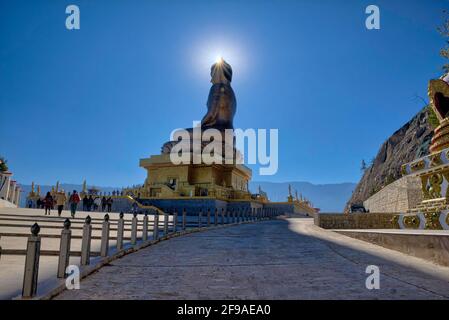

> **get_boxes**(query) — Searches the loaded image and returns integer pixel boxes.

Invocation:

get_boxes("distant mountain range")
[249,181,356,212]
[18,181,356,212]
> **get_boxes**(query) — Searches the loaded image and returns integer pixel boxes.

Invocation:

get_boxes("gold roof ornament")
[429,74,449,153]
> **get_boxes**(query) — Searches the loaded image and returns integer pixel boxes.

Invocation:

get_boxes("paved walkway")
[55,218,449,300]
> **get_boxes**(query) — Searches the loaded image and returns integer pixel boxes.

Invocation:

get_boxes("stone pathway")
[55,218,449,300]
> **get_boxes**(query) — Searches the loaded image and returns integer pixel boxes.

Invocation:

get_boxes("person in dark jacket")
[87,195,94,211]
[101,196,107,212]
[43,192,54,215]
[82,195,88,211]
[107,197,113,212]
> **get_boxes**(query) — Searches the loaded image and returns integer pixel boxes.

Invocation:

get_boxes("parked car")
[349,204,367,213]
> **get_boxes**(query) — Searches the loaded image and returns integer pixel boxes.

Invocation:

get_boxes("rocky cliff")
[345,107,434,211]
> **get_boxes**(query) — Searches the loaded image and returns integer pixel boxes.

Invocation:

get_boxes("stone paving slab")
[55,218,449,300]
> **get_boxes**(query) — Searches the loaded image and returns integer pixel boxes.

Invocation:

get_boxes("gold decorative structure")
[399,74,449,230]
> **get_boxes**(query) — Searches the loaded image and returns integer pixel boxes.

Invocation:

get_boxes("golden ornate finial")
[31,182,35,194]
[55,181,59,192]
[295,190,299,201]
[37,185,41,195]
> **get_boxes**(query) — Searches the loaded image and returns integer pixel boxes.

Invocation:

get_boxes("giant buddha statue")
[161,58,237,155]
[201,57,236,131]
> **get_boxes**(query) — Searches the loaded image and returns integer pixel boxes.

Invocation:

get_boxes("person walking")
[107,196,113,212]
[55,190,67,217]
[94,196,101,212]
[69,190,81,218]
[101,196,107,212]
[43,192,54,215]
[82,195,88,211]
[87,195,94,212]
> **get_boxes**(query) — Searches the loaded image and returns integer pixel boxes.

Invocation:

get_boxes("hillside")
[345,107,434,211]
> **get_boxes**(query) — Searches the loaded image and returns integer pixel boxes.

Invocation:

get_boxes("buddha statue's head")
[429,74,449,153]
[210,58,233,85]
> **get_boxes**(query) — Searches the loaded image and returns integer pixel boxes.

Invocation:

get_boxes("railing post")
[81,215,92,266]
[57,219,72,278]
[131,212,138,245]
[198,209,203,228]
[142,212,149,241]
[22,223,41,298]
[100,214,110,257]
[164,211,169,235]
[252,208,255,222]
[214,208,218,226]
[238,208,242,223]
[207,208,211,227]
[244,208,248,222]
[153,212,159,240]
[117,212,125,250]
[221,208,225,225]
[182,208,186,231]
[173,210,178,233]
[232,209,236,223]
[226,210,230,224]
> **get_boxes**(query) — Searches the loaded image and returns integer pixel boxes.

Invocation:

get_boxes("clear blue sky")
[0,0,448,188]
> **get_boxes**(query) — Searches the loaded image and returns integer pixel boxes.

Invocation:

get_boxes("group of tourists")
[36,191,113,218]
[81,195,113,213]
